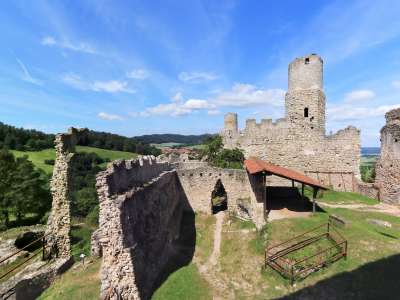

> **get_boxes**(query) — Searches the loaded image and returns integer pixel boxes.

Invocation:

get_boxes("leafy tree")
[0,150,51,228]
[202,136,244,169]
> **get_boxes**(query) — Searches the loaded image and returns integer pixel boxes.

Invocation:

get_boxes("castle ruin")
[375,108,400,204]
[223,54,361,192]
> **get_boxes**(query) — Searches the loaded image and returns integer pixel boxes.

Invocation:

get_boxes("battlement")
[97,156,172,196]
[326,126,360,140]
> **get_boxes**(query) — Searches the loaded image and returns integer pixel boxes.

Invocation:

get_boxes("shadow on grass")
[279,254,400,300]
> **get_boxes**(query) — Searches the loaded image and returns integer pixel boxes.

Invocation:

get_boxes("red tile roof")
[244,157,327,190]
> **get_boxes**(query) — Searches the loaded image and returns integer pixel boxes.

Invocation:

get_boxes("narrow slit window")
[304,107,309,118]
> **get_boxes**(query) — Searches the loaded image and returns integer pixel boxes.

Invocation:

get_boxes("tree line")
[0,122,161,155]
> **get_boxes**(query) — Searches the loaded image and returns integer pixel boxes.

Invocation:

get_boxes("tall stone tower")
[285,54,326,134]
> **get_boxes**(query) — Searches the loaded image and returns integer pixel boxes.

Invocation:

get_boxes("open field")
[11,146,138,174]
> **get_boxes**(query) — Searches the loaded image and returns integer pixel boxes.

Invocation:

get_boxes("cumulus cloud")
[16,58,43,85]
[41,36,97,54]
[328,104,400,121]
[62,73,135,94]
[126,69,149,80]
[135,93,215,117]
[98,112,125,121]
[344,89,375,102]
[178,71,218,82]
[214,83,285,107]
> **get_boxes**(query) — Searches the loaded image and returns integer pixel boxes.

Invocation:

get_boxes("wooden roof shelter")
[244,157,328,215]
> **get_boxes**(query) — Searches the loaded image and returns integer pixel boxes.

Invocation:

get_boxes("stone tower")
[285,54,326,134]
[375,108,400,204]
[224,112,238,137]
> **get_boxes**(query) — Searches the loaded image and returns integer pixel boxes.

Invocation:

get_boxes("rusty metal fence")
[265,216,347,284]
[0,233,50,281]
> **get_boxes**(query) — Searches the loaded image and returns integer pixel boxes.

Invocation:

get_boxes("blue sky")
[1,0,400,146]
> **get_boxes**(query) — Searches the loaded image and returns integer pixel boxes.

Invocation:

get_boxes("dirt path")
[209,211,224,266]
[319,202,400,217]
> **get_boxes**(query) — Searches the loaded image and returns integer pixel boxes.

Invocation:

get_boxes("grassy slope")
[38,259,101,300]
[11,146,137,174]
[303,188,379,205]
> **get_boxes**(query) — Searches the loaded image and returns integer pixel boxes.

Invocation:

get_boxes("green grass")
[11,146,137,174]
[257,207,400,298]
[11,148,56,174]
[361,155,378,167]
[304,188,379,205]
[38,259,101,300]
[152,264,211,300]
[151,142,183,148]
[70,222,95,261]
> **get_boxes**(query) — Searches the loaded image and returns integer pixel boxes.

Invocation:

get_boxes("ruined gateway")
[223,54,361,192]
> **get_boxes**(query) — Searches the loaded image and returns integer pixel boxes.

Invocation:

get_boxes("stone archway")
[211,179,228,214]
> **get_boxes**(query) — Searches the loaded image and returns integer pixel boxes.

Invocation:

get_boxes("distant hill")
[0,121,160,156]
[361,147,380,156]
[135,134,215,145]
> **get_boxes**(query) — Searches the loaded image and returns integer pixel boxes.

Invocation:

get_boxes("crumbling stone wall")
[44,128,83,259]
[176,164,265,228]
[222,54,361,192]
[375,108,400,204]
[96,157,196,300]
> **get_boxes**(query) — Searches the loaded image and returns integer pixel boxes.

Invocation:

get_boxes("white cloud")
[214,83,285,107]
[41,36,97,54]
[344,90,375,102]
[15,58,43,85]
[392,80,400,88]
[178,71,218,82]
[92,80,135,94]
[126,69,149,80]
[328,104,400,121]
[62,73,135,94]
[135,94,213,117]
[98,112,125,121]
[183,99,214,109]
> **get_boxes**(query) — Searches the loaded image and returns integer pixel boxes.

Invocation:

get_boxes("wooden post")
[262,172,267,219]
[291,180,294,188]
[312,187,318,214]
[301,183,305,202]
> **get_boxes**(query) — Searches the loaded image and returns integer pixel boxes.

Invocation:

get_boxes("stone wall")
[176,164,265,228]
[375,108,400,204]
[44,128,87,259]
[357,182,380,200]
[222,54,361,192]
[96,157,196,300]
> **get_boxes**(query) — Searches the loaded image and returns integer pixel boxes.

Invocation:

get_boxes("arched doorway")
[211,179,228,214]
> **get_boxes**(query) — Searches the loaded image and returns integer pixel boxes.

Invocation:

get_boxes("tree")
[0,150,17,227]
[202,136,244,169]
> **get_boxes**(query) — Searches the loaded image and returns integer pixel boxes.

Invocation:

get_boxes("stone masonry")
[96,157,197,300]
[44,127,87,259]
[375,108,400,204]
[95,157,267,299]
[222,54,361,192]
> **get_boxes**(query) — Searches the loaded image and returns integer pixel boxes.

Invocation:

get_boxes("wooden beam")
[312,187,319,214]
